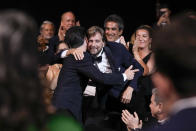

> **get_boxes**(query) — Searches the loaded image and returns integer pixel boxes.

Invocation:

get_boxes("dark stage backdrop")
[1,0,196,41]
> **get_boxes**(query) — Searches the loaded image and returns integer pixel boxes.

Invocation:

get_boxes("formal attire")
[46,35,63,65]
[133,52,154,122]
[83,42,143,131]
[52,52,126,123]
[145,97,196,131]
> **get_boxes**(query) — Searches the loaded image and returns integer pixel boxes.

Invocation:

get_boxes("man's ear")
[158,103,163,113]
[84,37,88,43]
[119,29,123,36]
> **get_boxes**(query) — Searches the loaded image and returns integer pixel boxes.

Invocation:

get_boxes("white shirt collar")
[115,38,120,43]
[158,118,168,125]
[171,96,196,115]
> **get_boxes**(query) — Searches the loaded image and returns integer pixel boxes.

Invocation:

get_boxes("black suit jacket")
[145,108,196,131]
[52,52,125,123]
[46,35,63,64]
[103,42,143,97]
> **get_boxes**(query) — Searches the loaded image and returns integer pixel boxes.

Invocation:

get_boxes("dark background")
[1,0,196,41]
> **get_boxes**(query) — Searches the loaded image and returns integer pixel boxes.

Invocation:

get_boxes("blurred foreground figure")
[148,13,196,131]
[0,10,83,131]
[0,9,47,131]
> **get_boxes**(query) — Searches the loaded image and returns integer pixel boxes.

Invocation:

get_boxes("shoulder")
[49,35,59,42]
[48,36,59,45]
[66,52,92,63]
[106,42,128,55]
[106,41,125,48]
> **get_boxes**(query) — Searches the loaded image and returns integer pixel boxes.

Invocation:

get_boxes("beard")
[88,47,102,56]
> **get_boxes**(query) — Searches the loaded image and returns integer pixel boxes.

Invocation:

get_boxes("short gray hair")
[40,20,55,32]
[152,88,162,105]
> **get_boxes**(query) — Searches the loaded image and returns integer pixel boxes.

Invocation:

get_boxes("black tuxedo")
[105,42,143,97]
[83,42,143,128]
[92,42,143,110]
[91,42,143,103]
[52,52,125,123]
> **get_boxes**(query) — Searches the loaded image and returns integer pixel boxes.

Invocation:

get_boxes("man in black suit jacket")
[52,26,138,124]
[87,26,143,105]
[86,26,144,129]
[145,13,196,131]
[60,26,144,123]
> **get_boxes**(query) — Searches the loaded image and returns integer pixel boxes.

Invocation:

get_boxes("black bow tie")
[92,56,102,63]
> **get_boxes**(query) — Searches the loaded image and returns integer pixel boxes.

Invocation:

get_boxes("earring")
[148,44,152,49]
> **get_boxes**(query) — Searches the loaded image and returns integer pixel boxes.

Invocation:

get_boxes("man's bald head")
[61,11,76,32]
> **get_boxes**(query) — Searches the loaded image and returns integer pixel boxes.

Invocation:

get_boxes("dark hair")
[0,10,46,130]
[65,26,86,48]
[104,14,124,30]
[135,25,154,38]
[152,13,196,98]
[159,3,170,10]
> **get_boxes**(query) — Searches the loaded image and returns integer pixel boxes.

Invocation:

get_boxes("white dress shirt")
[94,48,112,73]
[115,38,120,43]
[94,48,127,81]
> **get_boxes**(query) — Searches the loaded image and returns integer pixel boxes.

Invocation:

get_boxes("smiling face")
[61,12,76,32]
[105,21,122,42]
[40,23,55,39]
[87,32,104,55]
[135,29,152,49]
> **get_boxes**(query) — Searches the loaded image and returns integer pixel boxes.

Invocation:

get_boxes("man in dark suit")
[61,26,143,130]
[85,26,144,129]
[52,26,138,124]
[145,13,196,131]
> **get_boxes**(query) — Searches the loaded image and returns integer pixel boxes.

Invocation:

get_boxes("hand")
[124,65,139,80]
[68,48,84,60]
[58,26,66,41]
[157,14,170,26]
[121,86,133,104]
[120,36,129,49]
[132,39,141,60]
[121,110,142,130]
[132,39,139,52]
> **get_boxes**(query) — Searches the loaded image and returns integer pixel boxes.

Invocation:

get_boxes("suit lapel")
[103,46,116,72]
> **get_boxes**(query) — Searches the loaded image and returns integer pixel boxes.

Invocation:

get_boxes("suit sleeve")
[47,36,63,64]
[121,45,144,91]
[75,53,125,86]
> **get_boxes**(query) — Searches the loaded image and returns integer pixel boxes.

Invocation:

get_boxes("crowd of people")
[1,4,196,131]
